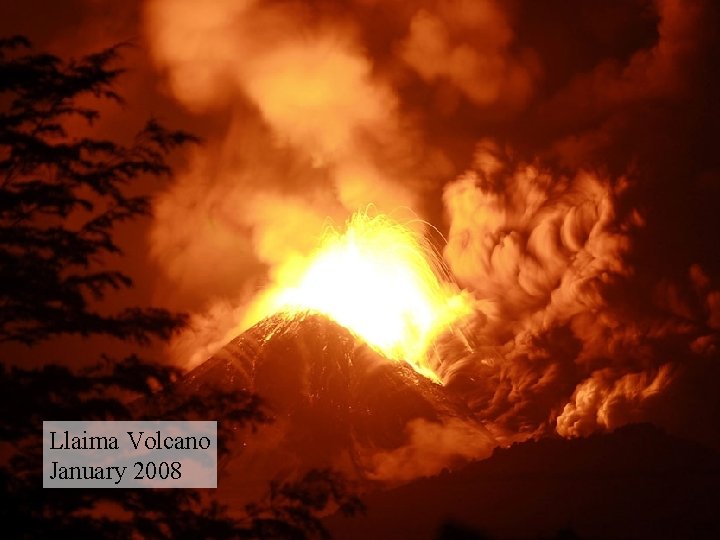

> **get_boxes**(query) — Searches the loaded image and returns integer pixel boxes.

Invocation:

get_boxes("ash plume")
[141,0,720,481]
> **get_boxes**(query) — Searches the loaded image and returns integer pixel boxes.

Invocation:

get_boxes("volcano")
[171,312,493,503]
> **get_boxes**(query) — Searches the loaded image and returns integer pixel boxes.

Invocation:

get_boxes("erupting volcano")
[243,212,474,382]
[173,215,492,502]
[4,0,720,537]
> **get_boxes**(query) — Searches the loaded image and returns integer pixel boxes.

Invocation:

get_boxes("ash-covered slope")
[174,313,492,503]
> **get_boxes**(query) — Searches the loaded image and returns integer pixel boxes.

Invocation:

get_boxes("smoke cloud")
[368,418,495,482]
[399,0,539,109]
[145,0,434,364]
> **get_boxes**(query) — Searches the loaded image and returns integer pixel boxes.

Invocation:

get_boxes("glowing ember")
[245,212,473,382]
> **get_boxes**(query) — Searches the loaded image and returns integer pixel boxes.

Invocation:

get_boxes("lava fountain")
[244,212,473,382]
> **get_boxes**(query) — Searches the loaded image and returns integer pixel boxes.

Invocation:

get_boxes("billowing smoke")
[368,418,495,482]
[439,140,641,441]
[399,0,539,109]
[146,0,432,364]
[142,0,720,479]
[440,137,719,444]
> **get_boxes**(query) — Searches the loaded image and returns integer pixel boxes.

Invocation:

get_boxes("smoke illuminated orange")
[245,212,473,382]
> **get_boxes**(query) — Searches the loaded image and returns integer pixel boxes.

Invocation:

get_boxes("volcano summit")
[171,312,493,503]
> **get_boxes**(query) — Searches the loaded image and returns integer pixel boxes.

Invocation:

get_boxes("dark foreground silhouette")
[326,423,720,540]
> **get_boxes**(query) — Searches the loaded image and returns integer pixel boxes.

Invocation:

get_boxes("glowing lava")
[245,212,473,382]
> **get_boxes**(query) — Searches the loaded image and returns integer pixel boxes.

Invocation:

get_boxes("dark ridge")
[326,423,720,540]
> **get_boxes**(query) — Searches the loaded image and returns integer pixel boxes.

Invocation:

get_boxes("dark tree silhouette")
[0,35,194,345]
[1,360,362,539]
[0,36,362,539]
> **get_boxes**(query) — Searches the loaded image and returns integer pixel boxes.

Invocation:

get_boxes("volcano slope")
[165,313,494,505]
